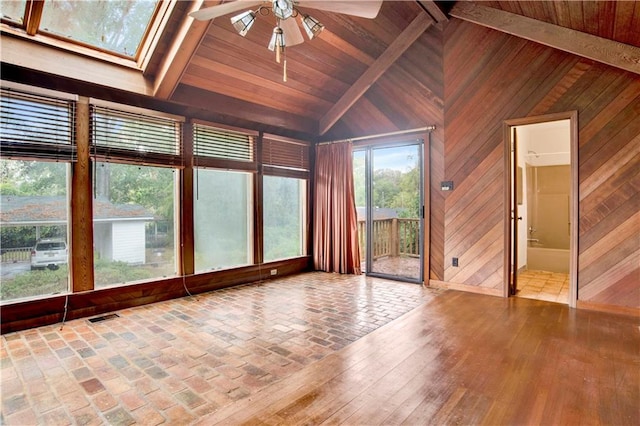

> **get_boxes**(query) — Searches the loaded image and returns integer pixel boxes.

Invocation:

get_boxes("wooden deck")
[198,290,640,425]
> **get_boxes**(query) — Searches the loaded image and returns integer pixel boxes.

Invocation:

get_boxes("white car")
[30,239,68,270]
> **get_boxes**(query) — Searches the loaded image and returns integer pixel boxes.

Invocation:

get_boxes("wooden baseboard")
[577,300,640,318]
[427,280,503,297]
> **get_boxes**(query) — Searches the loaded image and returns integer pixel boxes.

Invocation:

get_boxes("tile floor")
[1,272,439,425]
[516,269,570,304]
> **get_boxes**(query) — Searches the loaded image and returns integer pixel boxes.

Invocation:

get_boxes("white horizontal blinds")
[91,105,182,167]
[193,123,256,170]
[0,87,76,161]
[262,136,310,178]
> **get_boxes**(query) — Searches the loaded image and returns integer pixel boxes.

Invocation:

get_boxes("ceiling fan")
[190,0,383,81]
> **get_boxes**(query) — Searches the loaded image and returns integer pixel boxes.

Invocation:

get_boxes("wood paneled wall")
[323,25,446,281]
[441,18,639,309]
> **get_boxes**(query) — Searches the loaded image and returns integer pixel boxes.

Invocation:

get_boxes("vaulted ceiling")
[2,1,639,142]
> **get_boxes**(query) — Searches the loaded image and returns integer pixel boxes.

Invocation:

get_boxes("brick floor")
[1,272,441,425]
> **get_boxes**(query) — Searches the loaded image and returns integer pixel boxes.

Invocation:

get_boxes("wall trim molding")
[577,300,640,318]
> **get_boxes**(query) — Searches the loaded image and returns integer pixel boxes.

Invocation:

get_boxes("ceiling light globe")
[273,0,294,20]
[301,14,324,40]
[231,10,256,37]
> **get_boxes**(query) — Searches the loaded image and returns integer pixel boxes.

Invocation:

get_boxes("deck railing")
[357,218,420,260]
[1,247,32,263]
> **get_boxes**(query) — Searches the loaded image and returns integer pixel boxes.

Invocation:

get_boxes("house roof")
[1,1,638,141]
[356,206,399,221]
[0,195,154,225]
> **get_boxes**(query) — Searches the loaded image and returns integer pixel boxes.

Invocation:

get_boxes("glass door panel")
[369,144,423,282]
[352,150,367,272]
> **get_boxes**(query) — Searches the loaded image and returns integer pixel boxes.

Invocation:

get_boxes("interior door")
[509,128,521,295]
[367,143,423,282]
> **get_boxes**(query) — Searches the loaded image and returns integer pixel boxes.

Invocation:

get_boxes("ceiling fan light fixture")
[268,26,285,63]
[301,14,324,40]
[272,0,294,20]
[230,10,256,37]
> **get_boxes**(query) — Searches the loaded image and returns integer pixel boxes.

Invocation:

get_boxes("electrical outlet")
[270,269,277,275]
[452,257,459,267]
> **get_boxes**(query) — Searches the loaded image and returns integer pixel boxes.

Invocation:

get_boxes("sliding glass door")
[354,142,423,283]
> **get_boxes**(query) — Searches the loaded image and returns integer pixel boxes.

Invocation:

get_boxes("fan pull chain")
[283,52,287,82]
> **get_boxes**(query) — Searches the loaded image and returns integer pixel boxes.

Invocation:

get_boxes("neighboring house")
[356,207,399,222]
[0,195,154,264]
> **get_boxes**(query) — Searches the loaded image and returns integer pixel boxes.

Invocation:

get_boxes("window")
[194,169,253,272]
[40,1,157,58]
[0,86,75,301]
[1,0,161,65]
[91,102,181,288]
[263,176,306,261]
[192,123,255,272]
[261,135,310,262]
[93,163,176,288]
[0,1,26,24]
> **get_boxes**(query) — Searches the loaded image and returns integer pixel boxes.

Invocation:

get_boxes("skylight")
[0,1,27,25]
[1,0,160,61]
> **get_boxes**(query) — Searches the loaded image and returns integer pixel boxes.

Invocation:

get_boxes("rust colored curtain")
[313,142,361,274]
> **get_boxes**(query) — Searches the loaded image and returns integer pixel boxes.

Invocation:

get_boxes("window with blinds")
[91,104,183,167]
[193,123,256,170]
[262,136,310,178]
[0,87,76,161]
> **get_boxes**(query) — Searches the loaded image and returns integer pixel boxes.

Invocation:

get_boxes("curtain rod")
[317,125,436,145]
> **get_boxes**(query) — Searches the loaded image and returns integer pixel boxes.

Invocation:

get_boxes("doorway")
[353,141,424,283]
[504,112,578,307]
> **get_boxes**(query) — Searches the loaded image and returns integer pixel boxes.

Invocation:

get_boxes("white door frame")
[503,111,578,308]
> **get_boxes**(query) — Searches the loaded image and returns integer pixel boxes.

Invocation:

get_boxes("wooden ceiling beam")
[417,1,448,23]
[318,12,434,135]
[152,0,213,99]
[172,84,318,137]
[450,2,640,75]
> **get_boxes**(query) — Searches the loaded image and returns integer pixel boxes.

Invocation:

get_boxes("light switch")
[441,181,454,191]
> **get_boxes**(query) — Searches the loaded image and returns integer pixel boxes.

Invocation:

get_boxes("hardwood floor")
[198,291,640,425]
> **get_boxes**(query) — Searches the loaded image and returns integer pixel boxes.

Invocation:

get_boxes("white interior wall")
[515,119,570,270]
[515,128,529,270]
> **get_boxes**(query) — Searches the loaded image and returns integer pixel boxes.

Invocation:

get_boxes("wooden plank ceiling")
[146,0,639,140]
[155,0,440,139]
[5,1,637,140]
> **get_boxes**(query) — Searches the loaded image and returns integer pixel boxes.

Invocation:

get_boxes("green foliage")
[194,169,251,269]
[1,225,67,249]
[0,266,69,300]
[0,160,67,196]
[95,163,175,223]
[0,260,171,301]
[93,259,153,286]
[1,160,70,249]
[353,153,366,207]
[263,176,303,261]
[352,149,421,218]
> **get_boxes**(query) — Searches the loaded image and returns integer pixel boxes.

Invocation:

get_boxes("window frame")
[0,0,171,70]
[192,166,255,273]
[89,99,183,288]
[0,82,77,302]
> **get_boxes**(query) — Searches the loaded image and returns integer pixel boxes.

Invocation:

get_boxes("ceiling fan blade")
[189,0,263,21]
[280,17,305,47]
[297,1,383,19]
